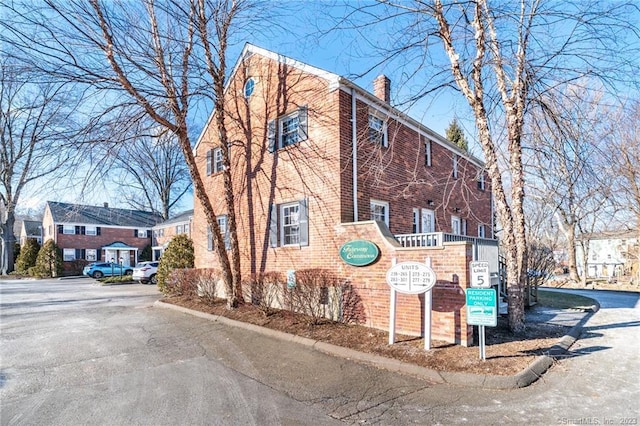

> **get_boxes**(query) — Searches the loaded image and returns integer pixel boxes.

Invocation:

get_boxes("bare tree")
[105,122,192,220]
[0,0,268,307]
[0,57,79,274]
[345,0,639,331]
[605,100,640,282]
[526,87,613,283]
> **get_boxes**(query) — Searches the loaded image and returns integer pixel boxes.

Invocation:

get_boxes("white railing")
[394,232,500,277]
[394,232,443,247]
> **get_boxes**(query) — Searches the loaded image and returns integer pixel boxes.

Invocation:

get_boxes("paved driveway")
[1,279,638,425]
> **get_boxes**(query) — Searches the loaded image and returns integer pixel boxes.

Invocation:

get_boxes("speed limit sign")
[470,261,491,288]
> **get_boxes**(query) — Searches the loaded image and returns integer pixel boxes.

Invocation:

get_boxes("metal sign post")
[465,288,497,361]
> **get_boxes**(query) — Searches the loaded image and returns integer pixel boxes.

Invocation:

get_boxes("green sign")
[339,240,379,267]
[466,288,497,327]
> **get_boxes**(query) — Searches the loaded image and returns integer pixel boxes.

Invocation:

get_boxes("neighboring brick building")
[192,44,495,344]
[151,209,193,260]
[42,201,162,273]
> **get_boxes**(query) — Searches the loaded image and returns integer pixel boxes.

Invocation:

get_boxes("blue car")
[83,262,133,279]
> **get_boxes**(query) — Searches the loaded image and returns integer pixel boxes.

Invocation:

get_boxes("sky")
[18,1,475,217]
[14,0,639,220]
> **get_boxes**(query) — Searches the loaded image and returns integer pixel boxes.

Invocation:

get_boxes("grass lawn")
[538,289,597,310]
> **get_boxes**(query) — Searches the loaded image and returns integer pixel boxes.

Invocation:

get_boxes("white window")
[63,248,75,261]
[207,216,230,250]
[421,209,435,233]
[478,171,485,190]
[137,229,148,238]
[244,77,255,98]
[413,208,420,233]
[452,155,459,178]
[269,200,309,248]
[425,140,432,167]
[86,249,97,261]
[478,224,486,238]
[268,107,308,151]
[85,226,97,236]
[176,225,183,234]
[183,223,190,235]
[63,225,75,235]
[368,114,388,147]
[461,219,467,236]
[451,215,461,235]
[281,203,301,246]
[217,215,229,249]
[370,200,389,227]
[213,147,224,173]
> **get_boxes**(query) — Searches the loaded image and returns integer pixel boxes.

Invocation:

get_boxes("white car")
[132,261,159,284]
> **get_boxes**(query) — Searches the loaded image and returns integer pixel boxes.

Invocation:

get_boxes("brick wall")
[192,49,488,346]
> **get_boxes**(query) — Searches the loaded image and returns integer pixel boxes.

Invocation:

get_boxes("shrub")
[33,240,63,278]
[195,268,222,303]
[15,238,40,274]
[164,268,199,297]
[288,269,340,325]
[139,244,152,262]
[156,234,194,293]
[242,272,284,316]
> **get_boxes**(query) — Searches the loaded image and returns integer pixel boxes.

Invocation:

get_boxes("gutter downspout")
[351,88,358,222]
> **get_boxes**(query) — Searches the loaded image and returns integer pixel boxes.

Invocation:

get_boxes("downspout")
[351,88,358,222]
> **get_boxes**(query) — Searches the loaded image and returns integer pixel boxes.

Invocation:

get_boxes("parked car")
[132,261,159,284]
[83,262,133,279]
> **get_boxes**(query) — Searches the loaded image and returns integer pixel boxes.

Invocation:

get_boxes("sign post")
[386,259,437,350]
[465,288,497,360]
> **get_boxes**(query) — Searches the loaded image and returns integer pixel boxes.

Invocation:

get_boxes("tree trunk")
[1,214,16,275]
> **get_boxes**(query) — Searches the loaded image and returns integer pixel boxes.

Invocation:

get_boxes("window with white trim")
[425,140,432,167]
[268,107,308,151]
[370,200,389,227]
[63,225,75,235]
[244,77,255,98]
[206,147,225,175]
[368,114,388,147]
[478,224,486,238]
[477,171,485,190]
[86,249,97,261]
[461,218,467,236]
[451,215,461,235]
[207,216,230,250]
[412,208,420,233]
[269,199,309,247]
[85,226,97,236]
[452,154,459,178]
[63,248,75,261]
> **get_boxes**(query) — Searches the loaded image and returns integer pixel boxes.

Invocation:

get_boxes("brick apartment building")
[42,201,162,273]
[192,44,495,344]
[151,209,193,260]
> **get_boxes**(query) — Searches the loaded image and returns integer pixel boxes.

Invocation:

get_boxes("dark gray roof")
[23,220,42,235]
[155,209,193,227]
[47,201,162,228]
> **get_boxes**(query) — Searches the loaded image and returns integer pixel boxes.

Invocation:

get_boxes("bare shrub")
[289,269,339,325]
[195,268,222,304]
[242,272,284,316]
[338,281,365,325]
[165,268,199,297]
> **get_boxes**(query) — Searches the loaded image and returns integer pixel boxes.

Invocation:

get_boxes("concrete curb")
[153,299,600,389]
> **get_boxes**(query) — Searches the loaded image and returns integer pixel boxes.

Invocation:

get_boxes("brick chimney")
[373,75,391,103]
[103,202,109,208]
